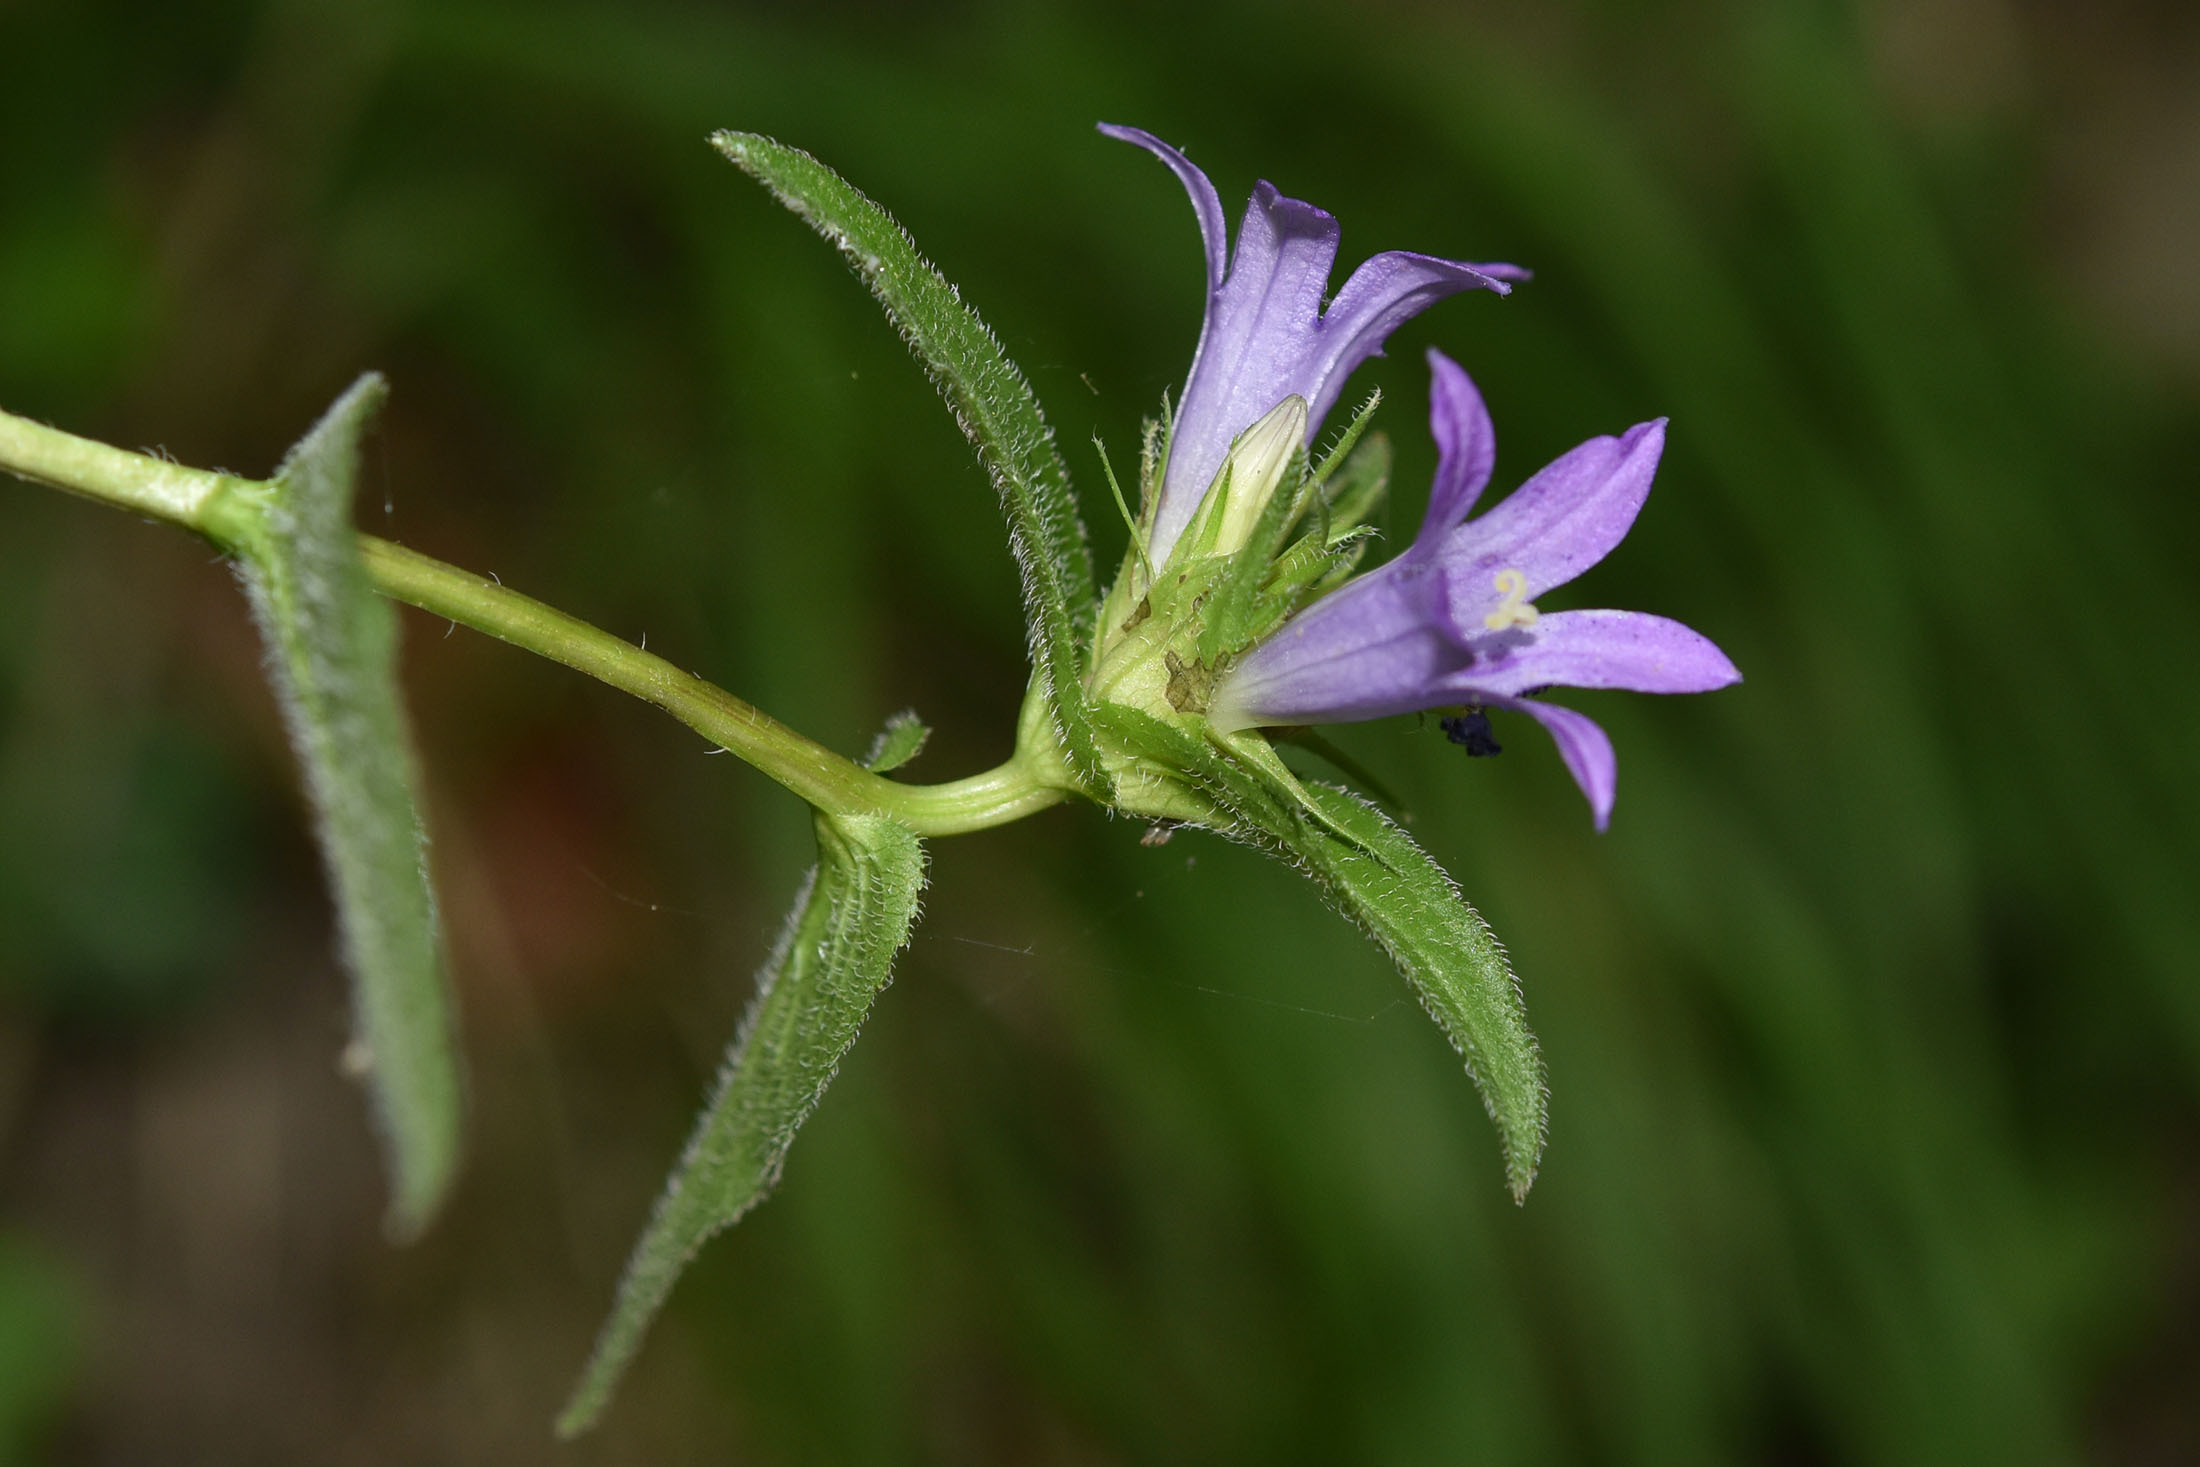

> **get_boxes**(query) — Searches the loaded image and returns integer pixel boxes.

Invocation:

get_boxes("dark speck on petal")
[1442,709,1503,757]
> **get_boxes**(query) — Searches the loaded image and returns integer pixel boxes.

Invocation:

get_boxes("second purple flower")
[1206,349,1740,829]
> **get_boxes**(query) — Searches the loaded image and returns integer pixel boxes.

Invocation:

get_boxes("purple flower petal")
[1207,562,1451,731]
[1157,182,1342,560]
[1436,609,1742,698]
[1439,419,1666,614]
[1487,696,1617,831]
[1105,127,1524,566]
[1096,123,1227,297]
[1198,352,1738,830]
[1412,348,1496,552]
[1297,252,1523,433]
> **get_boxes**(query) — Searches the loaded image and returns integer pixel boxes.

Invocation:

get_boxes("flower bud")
[1178,394,1307,563]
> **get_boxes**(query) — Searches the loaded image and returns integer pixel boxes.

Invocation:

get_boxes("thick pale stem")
[0,405,1069,837]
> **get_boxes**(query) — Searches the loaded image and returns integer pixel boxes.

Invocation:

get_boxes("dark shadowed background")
[2,0,2197,1461]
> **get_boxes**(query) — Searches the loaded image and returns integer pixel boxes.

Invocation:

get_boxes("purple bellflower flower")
[1098,124,1526,567]
[1207,349,1741,830]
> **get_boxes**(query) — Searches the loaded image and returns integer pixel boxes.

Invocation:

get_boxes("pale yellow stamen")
[1483,568,1540,631]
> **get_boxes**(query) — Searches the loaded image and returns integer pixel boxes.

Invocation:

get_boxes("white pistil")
[1483,568,1540,631]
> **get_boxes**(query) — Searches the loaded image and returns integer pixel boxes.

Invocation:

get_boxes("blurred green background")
[3,0,2197,1460]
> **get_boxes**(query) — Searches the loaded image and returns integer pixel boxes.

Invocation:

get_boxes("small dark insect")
[1441,709,1503,758]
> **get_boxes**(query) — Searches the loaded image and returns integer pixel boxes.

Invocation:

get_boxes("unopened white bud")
[1182,395,1307,562]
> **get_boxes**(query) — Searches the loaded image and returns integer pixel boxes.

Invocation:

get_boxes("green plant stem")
[0,405,1068,837]
[357,537,1062,833]
[0,406,232,524]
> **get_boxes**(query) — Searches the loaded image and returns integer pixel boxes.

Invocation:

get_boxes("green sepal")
[1311,389,1382,489]
[1093,436,1151,579]
[237,374,464,1241]
[1090,437,1153,657]
[556,809,928,1437]
[1321,430,1392,535]
[1309,529,1378,598]
[1090,411,1173,660]
[1303,431,1392,598]
[1263,524,1378,608]
[1138,409,1168,522]
[1138,392,1175,520]
[862,709,931,774]
[712,131,1109,799]
[1091,704,1546,1200]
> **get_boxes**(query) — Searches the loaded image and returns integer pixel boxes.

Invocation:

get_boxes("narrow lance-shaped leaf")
[556,809,928,1438]
[1289,782,1546,1200]
[237,374,463,1240]
[712,130,1108,796]
[1088,704,1546,1199]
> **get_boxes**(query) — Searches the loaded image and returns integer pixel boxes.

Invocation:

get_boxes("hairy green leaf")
[862,708,931,773]
[713,131,1107,797]
[557,810,928,1438]
[238,374,462,1240]
[1290,783,1546,1200]
[1090,704,1545,1198]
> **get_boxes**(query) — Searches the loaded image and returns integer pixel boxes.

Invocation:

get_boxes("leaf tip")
[708,129,767,169]
[552,1389,604,1442]
[1501,1078,1549,1205]
[378,1123,461,1245]
[1505,1153,1542,1206]
[323,369,390,438]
